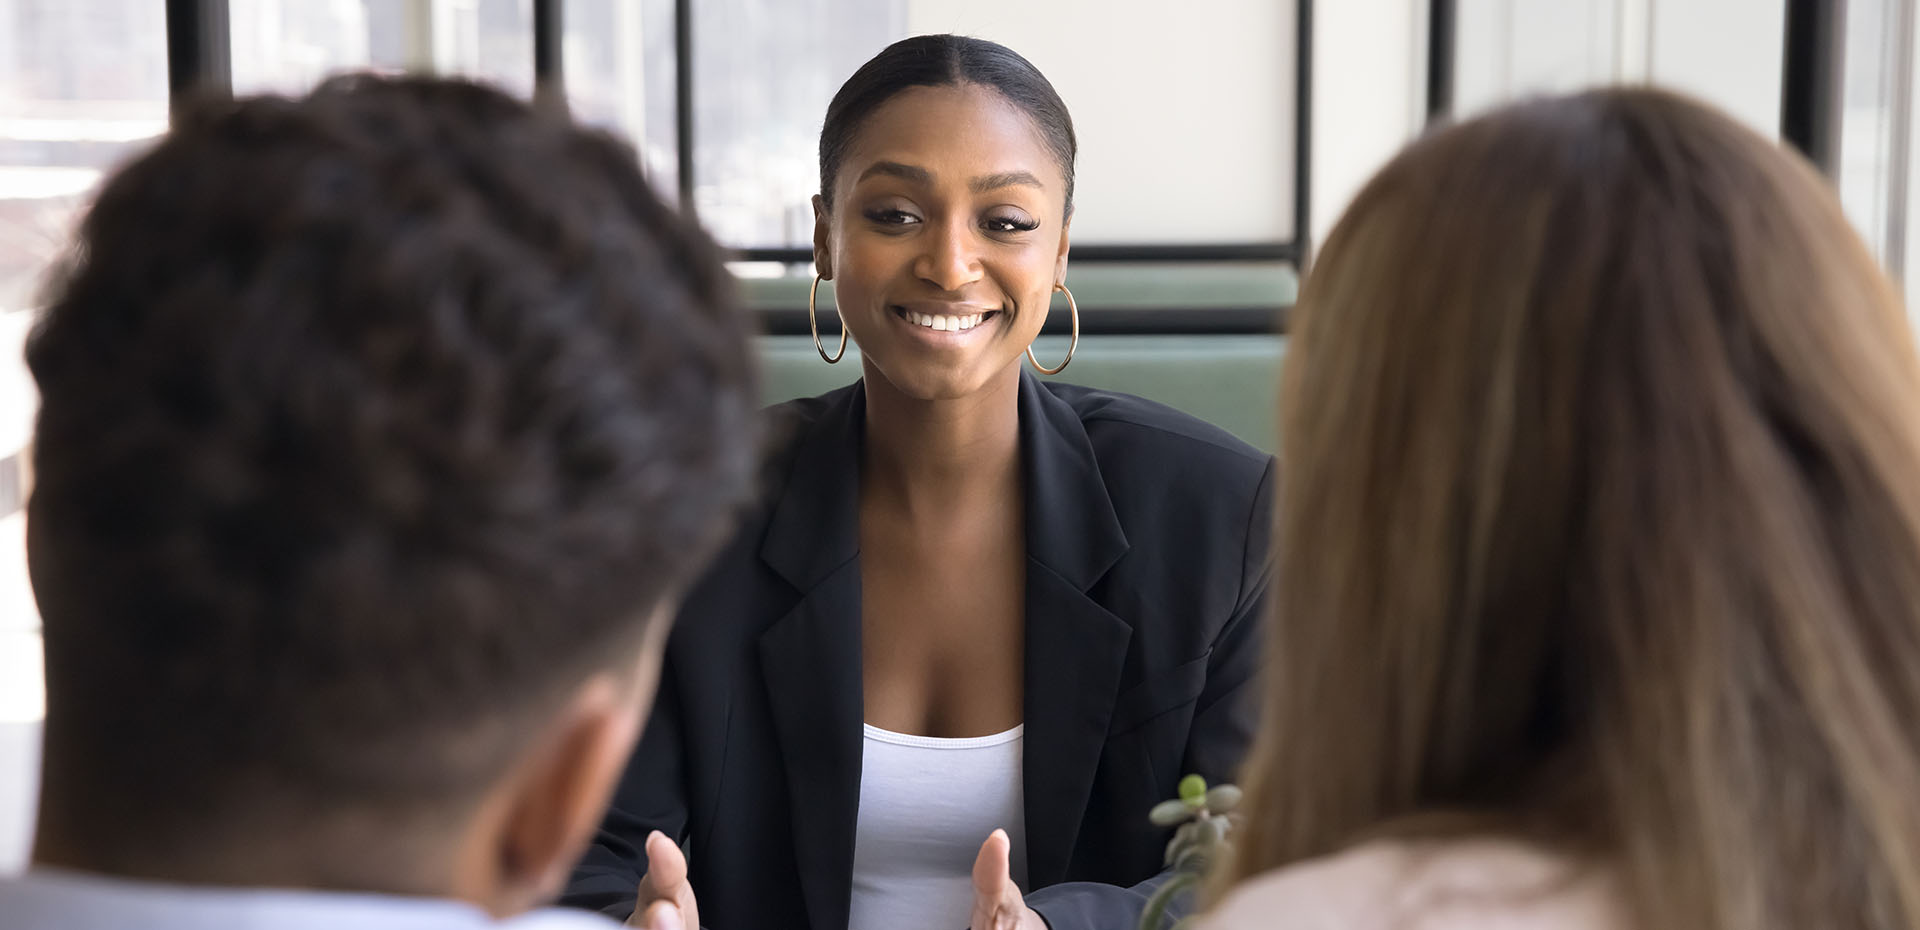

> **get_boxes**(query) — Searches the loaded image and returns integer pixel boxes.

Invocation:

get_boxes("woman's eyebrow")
[855,160,933,185]
[971,170,1044,193]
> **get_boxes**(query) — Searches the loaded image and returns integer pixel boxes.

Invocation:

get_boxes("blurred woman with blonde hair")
[1208,88,1920,930]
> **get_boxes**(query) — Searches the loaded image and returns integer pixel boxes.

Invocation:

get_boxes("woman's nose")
[914,218,983,292]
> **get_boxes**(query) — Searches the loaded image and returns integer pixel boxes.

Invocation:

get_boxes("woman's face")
[815,83,1071,401]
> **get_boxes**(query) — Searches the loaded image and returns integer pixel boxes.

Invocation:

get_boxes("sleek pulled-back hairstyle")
[27,75,758,854]
[818,33,1077,213]
[1221,87,1920,930]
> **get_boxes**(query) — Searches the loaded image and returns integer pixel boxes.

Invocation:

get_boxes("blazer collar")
[1013,374,1134,886]
[758,381,864,591]
[1014,369,1129,588]
[757,372,1130,591]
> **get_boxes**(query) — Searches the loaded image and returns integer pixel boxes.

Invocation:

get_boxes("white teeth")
[902,310,991,332]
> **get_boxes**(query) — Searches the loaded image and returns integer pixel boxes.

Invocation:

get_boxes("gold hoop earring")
[809,273,847,364]
[1027,283,1079,375]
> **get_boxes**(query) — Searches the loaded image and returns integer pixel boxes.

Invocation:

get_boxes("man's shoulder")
[0,870,627,930]
[501,907,628,929]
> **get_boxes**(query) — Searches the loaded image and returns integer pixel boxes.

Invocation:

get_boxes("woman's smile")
[888,301,1007,345]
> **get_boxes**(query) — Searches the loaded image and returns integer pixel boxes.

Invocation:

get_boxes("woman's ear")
[812,194,834,280]
[1054,214,1072,285]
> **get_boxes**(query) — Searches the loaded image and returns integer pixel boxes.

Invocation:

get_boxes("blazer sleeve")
[1029,457,1276,930]
[1184,455,1274,784]
[560,671,691,921]
[1026,868,1185,930]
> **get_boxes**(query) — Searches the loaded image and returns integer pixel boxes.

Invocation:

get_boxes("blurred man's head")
[24,75,757,914]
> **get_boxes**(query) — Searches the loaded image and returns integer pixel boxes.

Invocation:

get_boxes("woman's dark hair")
[818,34,1077,213]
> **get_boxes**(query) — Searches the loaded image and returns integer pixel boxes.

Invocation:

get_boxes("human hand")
[969,829,1047,930]
[625,831,700,930]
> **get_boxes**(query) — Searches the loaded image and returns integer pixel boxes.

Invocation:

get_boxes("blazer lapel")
[1017,372,1133,887]
[757,383,865,930]
[759,564,863,930]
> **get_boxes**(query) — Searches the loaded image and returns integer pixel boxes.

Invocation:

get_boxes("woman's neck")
[860,361,1023,519]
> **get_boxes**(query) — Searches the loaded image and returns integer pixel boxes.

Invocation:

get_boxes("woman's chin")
[862,354,1021,403]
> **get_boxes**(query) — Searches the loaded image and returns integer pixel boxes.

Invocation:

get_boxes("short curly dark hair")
[26,76,758,847]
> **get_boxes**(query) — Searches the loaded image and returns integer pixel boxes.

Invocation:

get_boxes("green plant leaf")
[1179,774,1208,805]
[1150,799,1192,827]
[1205,784,1243,814]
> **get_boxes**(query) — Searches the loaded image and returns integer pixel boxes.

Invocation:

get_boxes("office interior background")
[0,0,1905,873]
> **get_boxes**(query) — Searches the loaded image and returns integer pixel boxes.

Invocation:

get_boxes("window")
[1834,0,1916,291]
[0,0,167,875]
[229,0,533,98]
[563,0,679,201]
[0,0,167,317]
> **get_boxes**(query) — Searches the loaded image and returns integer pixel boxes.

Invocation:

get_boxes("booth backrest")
[758,334,1286,453]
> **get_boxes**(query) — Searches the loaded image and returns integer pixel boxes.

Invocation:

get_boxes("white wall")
[906,0,1298,243]
[1311,0,1426,246]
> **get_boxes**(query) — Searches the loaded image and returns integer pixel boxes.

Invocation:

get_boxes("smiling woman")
[563,34,1275,930]
[819,80,1071,400]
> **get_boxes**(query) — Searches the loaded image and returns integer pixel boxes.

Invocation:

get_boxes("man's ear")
[488,617,669,914]
[491,671,650,913]
[812,193,834,280]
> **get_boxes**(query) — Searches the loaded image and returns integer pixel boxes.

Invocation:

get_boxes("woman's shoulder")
[1042,382,1273,560]
[1204,838,1627,930]
[1044,380,1268,471]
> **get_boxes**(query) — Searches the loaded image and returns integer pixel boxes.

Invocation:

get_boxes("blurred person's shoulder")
[0,869,629,930]
[1204,838,1627,930]
[501,907,630,929]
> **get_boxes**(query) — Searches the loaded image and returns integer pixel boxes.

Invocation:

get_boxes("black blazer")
[564,371,1274,930]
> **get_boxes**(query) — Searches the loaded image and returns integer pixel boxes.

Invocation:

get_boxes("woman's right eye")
[863,208,920,226]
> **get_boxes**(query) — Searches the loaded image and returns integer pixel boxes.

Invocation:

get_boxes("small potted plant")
[1140,774,1242,930]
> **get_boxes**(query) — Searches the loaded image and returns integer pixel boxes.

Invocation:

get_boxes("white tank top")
[848,723,1028,930]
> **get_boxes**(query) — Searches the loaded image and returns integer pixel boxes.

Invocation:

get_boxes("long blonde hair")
[1221,88,1920,929]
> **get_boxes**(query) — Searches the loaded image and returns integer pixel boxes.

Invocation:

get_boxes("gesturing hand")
[969,829,1047,930]
[626,830,700,930]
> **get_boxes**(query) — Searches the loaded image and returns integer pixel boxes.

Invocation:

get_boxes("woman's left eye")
[984,216,1040,233]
